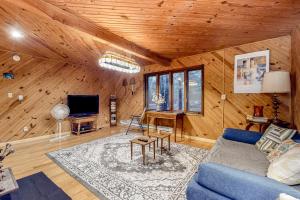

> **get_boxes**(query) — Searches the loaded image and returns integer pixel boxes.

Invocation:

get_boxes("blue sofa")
[186,128,300,200]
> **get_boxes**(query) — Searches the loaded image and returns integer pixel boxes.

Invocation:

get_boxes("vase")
[156,104,162,111]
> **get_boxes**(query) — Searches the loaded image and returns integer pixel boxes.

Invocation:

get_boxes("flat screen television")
[68,95,99,117]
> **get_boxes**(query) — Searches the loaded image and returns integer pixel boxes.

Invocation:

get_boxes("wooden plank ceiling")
[1,0,300,67]
[45,0,300,59]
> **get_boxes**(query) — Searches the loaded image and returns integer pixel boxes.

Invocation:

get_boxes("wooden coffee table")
[148,131,171,155]
[130,137,156,165]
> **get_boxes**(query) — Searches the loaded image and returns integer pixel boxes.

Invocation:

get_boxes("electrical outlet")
[8,92,13,98]
[221,94,226,100]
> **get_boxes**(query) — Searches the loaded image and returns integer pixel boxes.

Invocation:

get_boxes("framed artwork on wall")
[234,50,270,93]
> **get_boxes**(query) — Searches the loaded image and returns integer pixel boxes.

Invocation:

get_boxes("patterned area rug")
[47,133,209,200]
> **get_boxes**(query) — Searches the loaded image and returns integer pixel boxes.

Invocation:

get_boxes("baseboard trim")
[182,134,216,144]
[0,132,71,146]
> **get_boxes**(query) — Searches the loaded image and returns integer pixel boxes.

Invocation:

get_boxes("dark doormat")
[0,172,71,200]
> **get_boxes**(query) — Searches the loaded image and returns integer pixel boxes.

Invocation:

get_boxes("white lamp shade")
[262,71,291,93]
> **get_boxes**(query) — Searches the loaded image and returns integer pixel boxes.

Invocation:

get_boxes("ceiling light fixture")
[99,51,140,73]
[10,29,24,39]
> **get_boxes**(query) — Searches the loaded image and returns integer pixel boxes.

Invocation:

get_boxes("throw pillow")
[267,139,300,162]
[277,193,300,200]
[255,124,296,154]
[267,146,300,185]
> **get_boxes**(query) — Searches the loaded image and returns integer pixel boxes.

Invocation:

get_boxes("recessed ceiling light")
[10,29,24,39]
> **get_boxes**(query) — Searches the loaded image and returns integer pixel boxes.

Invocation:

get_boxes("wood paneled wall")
[117,36,292,140]
[0,50,116,142]
[291,26,300,129]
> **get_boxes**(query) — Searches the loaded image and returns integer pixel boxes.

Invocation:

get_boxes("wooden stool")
[130,137,156,165]
[148,131,171,155]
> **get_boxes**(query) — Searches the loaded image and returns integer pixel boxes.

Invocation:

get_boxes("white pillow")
[277,193,299,200]
[267,146,300,185]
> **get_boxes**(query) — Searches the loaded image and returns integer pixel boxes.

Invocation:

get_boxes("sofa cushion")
[203,137,269,176]
[256,124,297,154]
[186,175,231,200]
[267,146,300,185]
[267,139,300,162]
[223,128,262,144]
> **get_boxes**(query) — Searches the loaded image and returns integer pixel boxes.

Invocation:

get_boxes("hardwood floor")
[2,126,213,200]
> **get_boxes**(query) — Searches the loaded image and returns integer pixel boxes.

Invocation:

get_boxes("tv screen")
[68,95,99,116]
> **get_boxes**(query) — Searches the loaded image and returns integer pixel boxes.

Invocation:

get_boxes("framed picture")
[234,50,270,93]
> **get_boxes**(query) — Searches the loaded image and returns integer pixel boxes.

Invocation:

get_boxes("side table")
[130,138,156,165]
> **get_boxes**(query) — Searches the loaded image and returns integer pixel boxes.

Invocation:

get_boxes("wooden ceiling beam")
[6,0,171,66]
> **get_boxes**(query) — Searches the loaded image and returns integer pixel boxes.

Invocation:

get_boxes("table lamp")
[262,71,291,123]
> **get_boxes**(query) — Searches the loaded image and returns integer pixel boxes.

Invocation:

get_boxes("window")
[147,75,157,110]
[144,65,204,114]
[173,72,185,111]
[159,74,170,111]
[187,69,202,112]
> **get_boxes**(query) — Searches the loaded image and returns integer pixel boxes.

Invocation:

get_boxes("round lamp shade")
[51,104,70,120]
[262,71,291,93]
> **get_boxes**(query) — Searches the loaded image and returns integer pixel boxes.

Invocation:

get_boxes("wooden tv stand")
[69,115,98,135]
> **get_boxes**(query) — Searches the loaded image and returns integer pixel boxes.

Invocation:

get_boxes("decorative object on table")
[262,71,291,124]
[48,133,209,200]
[255,124,296,154]
[99,51,140,73]
[0,144,15,194]
[253,105,264,117]
[267,139,300,162]
[50,103,70,142]
[0,172,71,200]
[3,72,14,80]
[125,107,146,134]
[151,94,165,111]
[234,50,270,93]
[267,145,300,185]
[129,77,136,95]
[246,115,268,123]
[109,95,117,126]
[137,136,149,142]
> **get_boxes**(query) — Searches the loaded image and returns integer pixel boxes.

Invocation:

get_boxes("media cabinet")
[69,115,98,135]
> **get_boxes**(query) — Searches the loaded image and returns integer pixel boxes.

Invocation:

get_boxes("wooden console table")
[69,115,98,135]
[146,111,184,142]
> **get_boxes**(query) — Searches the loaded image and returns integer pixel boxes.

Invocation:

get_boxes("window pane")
[173,72,185,111]
[188,70,202,112]
[159,74,170,110]
[147,76,157,109]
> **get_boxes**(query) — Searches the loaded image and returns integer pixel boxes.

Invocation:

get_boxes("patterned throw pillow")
[267,146,300,185]
[267,139,300,162]
[255,124,296,154]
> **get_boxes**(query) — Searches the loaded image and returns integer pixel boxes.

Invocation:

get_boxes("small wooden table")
[69,115,98,135]
[245,119,271,133]
[148,131,171,155]
[130,138,156,165]
[146,111,184,142]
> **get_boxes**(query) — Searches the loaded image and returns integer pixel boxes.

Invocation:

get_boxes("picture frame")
[234,50,270,93]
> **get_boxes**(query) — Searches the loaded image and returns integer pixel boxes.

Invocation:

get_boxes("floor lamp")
[262,71,291,124]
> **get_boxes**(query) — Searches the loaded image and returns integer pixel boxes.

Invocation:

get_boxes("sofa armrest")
[223,128,262,144]
[196,163,300,200]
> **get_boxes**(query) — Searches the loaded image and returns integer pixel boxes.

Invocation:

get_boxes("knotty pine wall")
[292,27,300,129]
[117,36,292,140]
[0,50,116,142]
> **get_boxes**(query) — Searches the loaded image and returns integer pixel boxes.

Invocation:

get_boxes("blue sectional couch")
[186,128,300,200]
